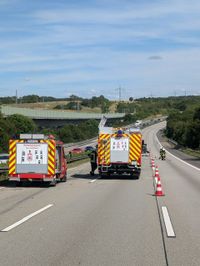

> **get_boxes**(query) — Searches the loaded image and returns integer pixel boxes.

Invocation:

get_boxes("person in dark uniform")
[89,145,98,176]
[159,147,166,160]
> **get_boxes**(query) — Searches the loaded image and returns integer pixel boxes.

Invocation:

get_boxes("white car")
[135,120,142,127]
[0,153,9,164]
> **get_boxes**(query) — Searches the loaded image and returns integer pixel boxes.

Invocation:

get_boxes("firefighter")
[89,145,98,176]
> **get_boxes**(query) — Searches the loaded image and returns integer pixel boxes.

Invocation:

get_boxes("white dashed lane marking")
[89,178,98,183]
[1,204,53,232]
[162,206,176,238]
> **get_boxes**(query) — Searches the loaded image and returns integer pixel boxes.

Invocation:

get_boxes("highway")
[0,122,200,266]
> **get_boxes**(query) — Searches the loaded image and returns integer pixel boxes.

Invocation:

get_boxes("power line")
[16,89,18,104]
[116,86,124,101]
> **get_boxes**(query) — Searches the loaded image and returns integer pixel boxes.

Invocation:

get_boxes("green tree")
[58,126,74,143]
[6,114,36,135]
[0,113,15,152]
[124,113,137,123]
[129,97,134,102]
[22,94,40,103]
[193,107,200,121]
[185,121,200,148]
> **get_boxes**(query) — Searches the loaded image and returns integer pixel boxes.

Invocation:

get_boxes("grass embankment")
[66,151,91,169]
[181,148,200,159]
[161,132,200,159]
[0,163,8,182]
[68,158,90,169]
[0,171,8,182]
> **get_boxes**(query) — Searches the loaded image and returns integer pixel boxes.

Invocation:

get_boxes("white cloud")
[33,1,199,24]
[1,0,200,98]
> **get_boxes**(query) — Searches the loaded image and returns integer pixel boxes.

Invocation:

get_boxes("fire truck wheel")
[135,171,140,179]
[99,172,103,178]
[130,172,140,179]
[61,175,67,182]
[13,181,21,187]
[50,177,57,186]
[135,174,140,180]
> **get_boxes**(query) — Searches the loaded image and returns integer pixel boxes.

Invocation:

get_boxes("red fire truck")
[98,127,142,178]
[8,134,67,186]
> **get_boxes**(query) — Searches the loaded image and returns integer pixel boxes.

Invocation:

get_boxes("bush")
[57,120,98,143]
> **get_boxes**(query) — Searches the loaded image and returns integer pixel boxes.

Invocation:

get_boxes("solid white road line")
[1,204,53,232]
[162,206,176,238]
[156,134,200,172]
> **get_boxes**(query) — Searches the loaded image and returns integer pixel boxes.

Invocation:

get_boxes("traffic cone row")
[151,159,155,170]
[150,155,165,196]
[154,166,159,183]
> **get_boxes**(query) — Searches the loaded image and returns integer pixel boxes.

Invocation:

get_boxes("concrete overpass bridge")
[1,105,125,128]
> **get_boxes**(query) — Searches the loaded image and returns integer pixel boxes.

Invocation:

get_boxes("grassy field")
[9,101,118,113]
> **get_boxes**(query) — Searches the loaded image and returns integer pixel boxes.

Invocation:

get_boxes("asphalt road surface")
[0,122,200,266]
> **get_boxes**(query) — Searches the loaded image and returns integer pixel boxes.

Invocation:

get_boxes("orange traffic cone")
[155,176,165,196]
[151,160,155,170]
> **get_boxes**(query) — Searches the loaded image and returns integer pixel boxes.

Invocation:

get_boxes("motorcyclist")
[159,147,166,160]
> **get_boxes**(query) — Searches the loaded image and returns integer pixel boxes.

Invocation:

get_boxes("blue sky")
[0,0,200,100]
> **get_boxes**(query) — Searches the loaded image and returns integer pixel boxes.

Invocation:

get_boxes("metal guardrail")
[168,139,178,146]
[67,154,90,164]
[64,137,97,148]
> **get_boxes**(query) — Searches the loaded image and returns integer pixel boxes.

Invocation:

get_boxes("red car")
[70,147,84,154]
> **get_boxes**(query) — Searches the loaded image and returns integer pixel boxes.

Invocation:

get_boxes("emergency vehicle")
[8,134,67,186]
[98,126,142,178]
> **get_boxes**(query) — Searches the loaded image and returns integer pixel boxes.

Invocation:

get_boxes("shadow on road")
[71,173,97,180]
[0,179,51,188]
[72,173,140,180]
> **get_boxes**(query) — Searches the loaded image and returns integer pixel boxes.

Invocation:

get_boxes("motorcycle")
[160,152,166,160]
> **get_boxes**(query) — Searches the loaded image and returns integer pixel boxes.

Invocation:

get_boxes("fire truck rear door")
[110,137,129,163]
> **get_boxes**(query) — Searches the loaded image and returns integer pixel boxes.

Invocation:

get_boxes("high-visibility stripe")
[48,154,55,162]
[46,139,55,175]
[9,166,16,175]
[9,155,15,164]
[8,139,20,175]
[130,147,140,158]
[9,141,16,150]
[9,160,15,169]
[134,134,141,142]
[48,160,55,169]
[98,134,111,164]
[130,142,141,155]
[129,134,141,162]
[48,141,55,150]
